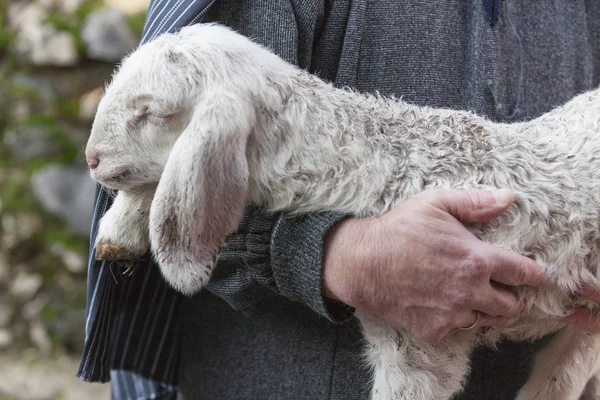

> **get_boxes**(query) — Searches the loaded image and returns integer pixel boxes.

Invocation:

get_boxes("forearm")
[211,205,354,321]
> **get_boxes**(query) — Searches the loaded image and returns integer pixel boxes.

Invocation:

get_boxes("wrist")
[322,216,374,306]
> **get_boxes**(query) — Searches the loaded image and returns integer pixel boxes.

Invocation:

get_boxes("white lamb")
[85,23,600,400]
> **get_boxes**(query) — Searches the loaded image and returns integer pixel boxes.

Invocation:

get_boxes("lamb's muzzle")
[86,23,600,400]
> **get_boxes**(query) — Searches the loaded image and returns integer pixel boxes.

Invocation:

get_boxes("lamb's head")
[85,34,198,191]
[85,24,267,295]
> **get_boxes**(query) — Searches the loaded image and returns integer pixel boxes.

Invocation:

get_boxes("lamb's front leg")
[95,189,154,262]
[516,325,600,400]
[357,311,475,400]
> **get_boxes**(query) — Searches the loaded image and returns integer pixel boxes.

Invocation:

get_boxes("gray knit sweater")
[178,1,600,399]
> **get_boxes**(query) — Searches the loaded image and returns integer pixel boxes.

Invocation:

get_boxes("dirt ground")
[0,355,110,400]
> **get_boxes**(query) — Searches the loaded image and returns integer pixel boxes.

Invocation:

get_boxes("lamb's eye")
[147,113,175,126]
[133,102,177,126]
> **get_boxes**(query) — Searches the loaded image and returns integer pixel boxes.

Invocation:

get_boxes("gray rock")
[10,2,79,66]
[15,214,43,241]
[0,329,14,349]
[104,0,150,16]
[55,309,86,351]
[63,125,93,150]
[12,73,56,102]
[79,87,103,121]
[49,243,86,273]
[1,215,17,237]
[21,296,47,322]
[10,272,43,301]
[82,8,138,63]
[3,125,60,162]
[1,213,43,257]
[30,320,52,355]
[8,2,79,66]
[39,0,87,13]
[31,165,96,237]
[15,27,79,67]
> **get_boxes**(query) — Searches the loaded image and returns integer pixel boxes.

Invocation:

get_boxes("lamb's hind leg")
[95,190,154,263]
[581,371,600,400]
[357,311,475,400]
[580,335,600,400]
[516,325,600,400]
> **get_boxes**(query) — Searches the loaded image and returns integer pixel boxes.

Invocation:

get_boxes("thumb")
[429,188,514,223]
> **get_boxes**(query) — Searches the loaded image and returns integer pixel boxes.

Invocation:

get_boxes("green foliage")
[55,97,80,119]
[40,302,60,323]
[0,26,12,51]
[45,0,105,54]
[40,303,65,356]
[0,11,91,259]
[0,2,11,51]
[0,68,11,144]
[1,23,89,176]
[0,0,136,360]
[74,0,106,21]
[0,166,86,255]
[45,11,86,54]
[41,228,88,254]
[9,79,42,99]
[9,115,80,171]
[127,11,147,38]
[1,173,38,213]
[0,116,85,255]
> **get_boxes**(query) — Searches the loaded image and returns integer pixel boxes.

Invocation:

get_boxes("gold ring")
[459,311,481,331]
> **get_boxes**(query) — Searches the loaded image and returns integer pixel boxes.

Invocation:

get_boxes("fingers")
[564,307,600,333]
[425,188,514,223]
[453,311,506,331]
[427,313,505,341]
[575,283,600,302]
[487,246,552,289]
[475,283,524,318]
[562,285,600,334]
[479,313,507,327]
[423,188,552,287]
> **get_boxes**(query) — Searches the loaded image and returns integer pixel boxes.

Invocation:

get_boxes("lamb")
[85,23,600,400]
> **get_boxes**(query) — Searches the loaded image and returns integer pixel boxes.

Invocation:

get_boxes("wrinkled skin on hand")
[323,188,562,341]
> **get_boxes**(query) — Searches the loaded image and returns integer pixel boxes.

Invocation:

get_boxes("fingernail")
[494,189,513,206]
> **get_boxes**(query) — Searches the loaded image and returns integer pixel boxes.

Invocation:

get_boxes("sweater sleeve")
[208,206,354,322]
[270,210,356,320]
[201,0,354,322]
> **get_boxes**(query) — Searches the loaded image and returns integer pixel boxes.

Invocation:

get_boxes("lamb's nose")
[87,156,100,170]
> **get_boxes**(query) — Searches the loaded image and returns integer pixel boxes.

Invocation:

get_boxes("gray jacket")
[77,0,599,399]
[180,1,600,399]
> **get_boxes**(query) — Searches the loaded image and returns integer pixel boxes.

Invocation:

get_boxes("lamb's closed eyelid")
[130,105,176,126]
[147,112,177,126]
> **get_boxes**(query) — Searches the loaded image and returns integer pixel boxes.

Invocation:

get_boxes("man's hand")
[322,188,551,341]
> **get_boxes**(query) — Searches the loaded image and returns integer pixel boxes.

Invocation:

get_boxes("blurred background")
[0,0,149,398]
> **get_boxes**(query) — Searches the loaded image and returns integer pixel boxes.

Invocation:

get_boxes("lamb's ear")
[149,101,253,295]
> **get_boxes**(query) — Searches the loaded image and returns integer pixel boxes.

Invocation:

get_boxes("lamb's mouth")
[99,170,132,187]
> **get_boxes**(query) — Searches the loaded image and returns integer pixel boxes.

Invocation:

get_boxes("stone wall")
[0,0,148,397]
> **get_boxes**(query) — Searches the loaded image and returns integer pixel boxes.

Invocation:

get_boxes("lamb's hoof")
[95,242,144,262]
